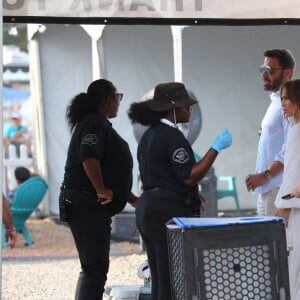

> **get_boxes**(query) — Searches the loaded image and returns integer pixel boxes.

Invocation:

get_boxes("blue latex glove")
[211,128,232,153]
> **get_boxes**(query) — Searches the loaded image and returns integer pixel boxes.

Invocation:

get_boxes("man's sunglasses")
[259,65,285,75]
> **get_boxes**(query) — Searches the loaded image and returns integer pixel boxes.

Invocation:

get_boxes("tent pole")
[27,25,50,215]
[81,25,106,81]
[171,26,185,83]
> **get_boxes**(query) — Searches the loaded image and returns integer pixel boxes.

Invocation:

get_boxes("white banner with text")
[3,0,300,19]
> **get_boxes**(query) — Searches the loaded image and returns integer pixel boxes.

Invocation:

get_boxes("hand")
[5,226,17,249]
[245,173,268,192]
[276,208,291,228]
[128,192,139,208]
[11,131,28,143]
[199,194,207,213]
[211,128,232,153]
[97,189,113,205]
[291,181,300,198]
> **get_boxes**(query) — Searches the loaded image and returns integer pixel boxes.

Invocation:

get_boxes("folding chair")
[217,176,241,214]
[2,176,48,248]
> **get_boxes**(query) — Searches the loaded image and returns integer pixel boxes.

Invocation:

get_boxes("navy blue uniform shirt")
[63,113,133,214]
[138,122,199,206]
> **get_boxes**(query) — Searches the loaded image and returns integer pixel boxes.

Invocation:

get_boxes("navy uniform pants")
[62,189,112,300]
[136,190,195,300]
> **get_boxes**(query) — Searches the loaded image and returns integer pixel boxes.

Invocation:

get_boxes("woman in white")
[275,78,300,300]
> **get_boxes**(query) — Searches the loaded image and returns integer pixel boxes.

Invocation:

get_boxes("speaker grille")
[168,229,185,300]
[202,245,272,300]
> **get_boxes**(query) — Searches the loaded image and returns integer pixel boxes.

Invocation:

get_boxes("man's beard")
[263,74,283,91]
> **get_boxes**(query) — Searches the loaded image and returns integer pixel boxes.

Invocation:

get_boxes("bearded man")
[245,49,296,216]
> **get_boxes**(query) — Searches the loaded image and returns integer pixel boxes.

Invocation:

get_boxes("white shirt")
[275,123,300,208]
[254,91,291,195]
[160,118,177,128]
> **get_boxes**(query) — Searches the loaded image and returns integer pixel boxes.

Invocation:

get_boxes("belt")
[145,186,200,216]
[145,187,193,206]
[61,184,95,196]
[148,187,167,192]
[146,187,181,195]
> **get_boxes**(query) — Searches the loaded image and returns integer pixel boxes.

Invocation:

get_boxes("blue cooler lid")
[172,216,285,229]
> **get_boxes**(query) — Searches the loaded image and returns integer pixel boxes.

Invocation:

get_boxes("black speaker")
[166,217,290,300]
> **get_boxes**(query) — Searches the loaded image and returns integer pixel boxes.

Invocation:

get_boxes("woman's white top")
[275,123,300,208]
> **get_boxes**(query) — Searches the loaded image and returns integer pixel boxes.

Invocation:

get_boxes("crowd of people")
[4,47,300,300]
[58,48,300,299]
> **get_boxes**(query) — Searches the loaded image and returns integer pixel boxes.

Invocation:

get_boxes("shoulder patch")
[82,134,99,145]
[173,148,189,164]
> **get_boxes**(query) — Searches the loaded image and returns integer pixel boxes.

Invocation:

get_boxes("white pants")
[257,188,279,216]
[286,208,300,300]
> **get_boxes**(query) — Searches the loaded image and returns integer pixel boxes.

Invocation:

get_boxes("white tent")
[2,0,300,215]
[3,45,30,82]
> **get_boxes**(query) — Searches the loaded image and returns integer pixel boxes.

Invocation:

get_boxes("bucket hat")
[143,82,198,111]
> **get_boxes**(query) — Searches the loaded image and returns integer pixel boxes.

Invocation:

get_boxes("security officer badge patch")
[82,134,99,145]
[173,148,189,164]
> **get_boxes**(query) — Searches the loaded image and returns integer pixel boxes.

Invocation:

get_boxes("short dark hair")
[264,49,296,76]
[14,167,31,184]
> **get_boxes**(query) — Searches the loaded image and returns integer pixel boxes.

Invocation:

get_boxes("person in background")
[6,166,38,205]
[59,79,137,300]
[245,49,296,216]
[3,112,31,157]
[275,79,300,300]
[128,82,232,300]
[2,194,17,249]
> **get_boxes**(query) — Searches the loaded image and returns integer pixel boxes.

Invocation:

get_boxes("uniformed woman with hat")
[128,82,232,300]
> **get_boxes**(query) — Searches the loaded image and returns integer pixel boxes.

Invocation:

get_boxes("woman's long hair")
[66,79,115,132]
[281,79,300,110]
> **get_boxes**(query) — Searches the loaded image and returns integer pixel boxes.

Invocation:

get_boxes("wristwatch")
[263,169,272,178]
